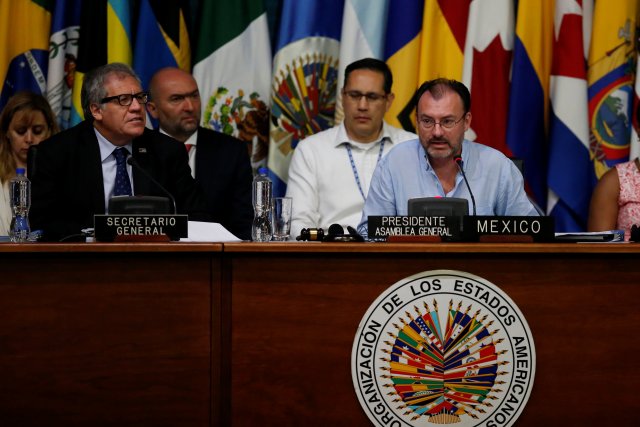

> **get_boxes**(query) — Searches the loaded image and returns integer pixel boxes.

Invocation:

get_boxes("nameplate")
[367,216,462,241]
[94,214,188,242]
[463,216,554,242]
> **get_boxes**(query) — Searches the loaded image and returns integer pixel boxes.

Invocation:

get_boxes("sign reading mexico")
[352,270,535,427]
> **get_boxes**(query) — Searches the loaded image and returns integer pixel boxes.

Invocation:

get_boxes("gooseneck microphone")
[454,156,476,216]
[126,156,177,214]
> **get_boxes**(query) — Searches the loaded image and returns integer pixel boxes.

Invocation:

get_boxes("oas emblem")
[352,270,535,426]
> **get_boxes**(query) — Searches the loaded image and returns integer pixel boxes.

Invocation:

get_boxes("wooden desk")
[0,243,222,426]
[222,242,640,426]
[2,242,639,426]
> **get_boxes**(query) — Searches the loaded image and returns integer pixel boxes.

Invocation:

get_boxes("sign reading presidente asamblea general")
[352,270,535,426]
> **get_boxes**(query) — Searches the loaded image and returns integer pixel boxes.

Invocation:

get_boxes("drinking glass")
[272,197,292,241]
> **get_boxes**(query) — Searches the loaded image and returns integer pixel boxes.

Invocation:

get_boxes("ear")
[89,103,103,121]
[384,93,395,113]
[463,111,472,131]
[147,101,159,119]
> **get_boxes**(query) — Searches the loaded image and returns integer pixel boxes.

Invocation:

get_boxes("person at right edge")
[358,78,538,236]
[588,154,640,240]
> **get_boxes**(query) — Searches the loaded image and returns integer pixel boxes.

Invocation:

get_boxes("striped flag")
[547,0,594,231]
[462,0,514,153]
[383,0,424,131]
[133,0,191,91]
[46,0,81,130]
[192,0,271,171]
[267,0,344,196]
[419,0,469,83]
[70,0,133,125]
[505,0,554,210]
[133,0,190,129]
[335,0,389,123]
[0,0,52,109]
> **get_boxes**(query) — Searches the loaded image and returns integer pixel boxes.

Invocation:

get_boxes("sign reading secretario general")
[351,270,536,427]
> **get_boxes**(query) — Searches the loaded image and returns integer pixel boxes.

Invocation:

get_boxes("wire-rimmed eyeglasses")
[418,115,466,130]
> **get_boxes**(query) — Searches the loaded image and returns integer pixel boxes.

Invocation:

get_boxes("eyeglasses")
[344,90,387,103]
[418,115,466,130]
[100,91,149,106]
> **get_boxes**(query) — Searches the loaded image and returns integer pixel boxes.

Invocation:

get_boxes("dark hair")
[81,62,141,119]
[344,58,393,94]
[415,78,471,114]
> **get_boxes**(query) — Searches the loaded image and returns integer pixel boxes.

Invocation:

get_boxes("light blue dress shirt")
[357,139,539,234]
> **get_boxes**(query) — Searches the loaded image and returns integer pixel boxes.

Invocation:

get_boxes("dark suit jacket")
[29,120,208,241]
[194,127,253,240]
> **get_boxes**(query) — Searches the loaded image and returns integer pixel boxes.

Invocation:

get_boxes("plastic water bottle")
[251,167,272,242]
[9,167,31,242]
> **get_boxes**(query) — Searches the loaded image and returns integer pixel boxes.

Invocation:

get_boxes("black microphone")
[454,156,476,216]
[126,156,177,214]
[27,145,37,180]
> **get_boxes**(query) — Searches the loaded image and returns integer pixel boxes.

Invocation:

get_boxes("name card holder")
[94,214,188,242]
[368,216,462,241]
[462,216,554,242]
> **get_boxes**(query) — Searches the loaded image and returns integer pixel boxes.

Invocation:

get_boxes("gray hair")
[81,63,141,119]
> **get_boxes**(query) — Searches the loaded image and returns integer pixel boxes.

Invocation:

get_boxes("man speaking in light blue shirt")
[358,78,538,235]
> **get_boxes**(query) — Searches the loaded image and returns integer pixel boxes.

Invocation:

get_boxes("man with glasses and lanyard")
[286,58,416,240]
[30,63,208,241]
[358,78,538,236]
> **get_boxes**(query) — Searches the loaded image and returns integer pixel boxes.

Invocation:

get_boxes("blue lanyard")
[346,139,386,201]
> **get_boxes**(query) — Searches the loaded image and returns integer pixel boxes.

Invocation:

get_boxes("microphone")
[454,156,476,216]
[27,145,37,180]
[126,156,177,214]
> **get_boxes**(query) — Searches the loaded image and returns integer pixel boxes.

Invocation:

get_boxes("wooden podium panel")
[0,243,222,427]
[223,242,640,426]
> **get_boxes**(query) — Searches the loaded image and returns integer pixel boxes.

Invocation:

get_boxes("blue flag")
[267,0,344,196]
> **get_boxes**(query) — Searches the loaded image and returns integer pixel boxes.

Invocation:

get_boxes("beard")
[425,138,455,159]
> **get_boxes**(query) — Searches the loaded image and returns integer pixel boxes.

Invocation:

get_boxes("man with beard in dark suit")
[29,63,209,241]
[147,67,253,240]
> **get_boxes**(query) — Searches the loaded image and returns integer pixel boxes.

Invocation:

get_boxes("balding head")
[147,67,201,142]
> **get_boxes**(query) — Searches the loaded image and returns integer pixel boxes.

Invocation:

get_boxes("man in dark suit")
[29,63,208,241]
[147,67,253,240]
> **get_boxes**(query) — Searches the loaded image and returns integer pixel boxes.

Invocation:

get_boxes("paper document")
[180,221,241,242]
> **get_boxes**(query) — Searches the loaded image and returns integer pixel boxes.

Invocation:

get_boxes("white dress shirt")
[95,128,133,213]
[285,121,416,239]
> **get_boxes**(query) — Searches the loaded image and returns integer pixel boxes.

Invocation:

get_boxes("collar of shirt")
[94,128,134,213]
[333,121,393,149]
[420,139,469,197]
[159,127,199,147]
[94,128,133,162]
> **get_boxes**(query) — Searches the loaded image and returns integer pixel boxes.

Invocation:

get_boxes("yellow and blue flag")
[0,0,52,109]
[384,0,423,131]
[70,0,132,125]
[133,0,190,91]
[505,0,554,210]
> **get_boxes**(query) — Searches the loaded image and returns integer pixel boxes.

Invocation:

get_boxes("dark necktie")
[113,147,132,196]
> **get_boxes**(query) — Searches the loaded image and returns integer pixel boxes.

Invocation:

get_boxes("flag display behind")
[0,0,638,232]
